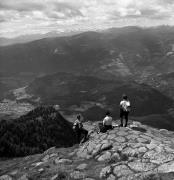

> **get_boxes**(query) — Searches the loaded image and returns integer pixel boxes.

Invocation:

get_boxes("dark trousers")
[76,128,88,143]
[98,123,112,133]
[120,110,129,127]
[103,125,113,132]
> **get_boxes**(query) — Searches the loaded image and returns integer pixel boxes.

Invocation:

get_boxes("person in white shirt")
[102,111,113,132]
[120,94,131,127]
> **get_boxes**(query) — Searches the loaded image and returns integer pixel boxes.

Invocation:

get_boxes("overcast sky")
[0,0,174,38]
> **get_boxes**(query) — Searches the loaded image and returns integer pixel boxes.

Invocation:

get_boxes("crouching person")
[98,111,113,133]
[103,111,113,132]
[73,114,88,144]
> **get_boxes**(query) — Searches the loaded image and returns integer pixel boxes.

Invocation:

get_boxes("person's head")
[77,114,81,120]
[106,111,110,116]
[122,94,128,100]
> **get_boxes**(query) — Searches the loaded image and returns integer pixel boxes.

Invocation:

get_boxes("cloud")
[0,18,6,23]
[0,0,174,37]
[0,0,45,11]
[45,2,83,20]
[53,2,83,16]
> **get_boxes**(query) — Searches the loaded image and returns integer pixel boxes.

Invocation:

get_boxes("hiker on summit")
[103,111,113,132]
[98,111,113,133]
[120,94,131,127]
[73,114,88,143]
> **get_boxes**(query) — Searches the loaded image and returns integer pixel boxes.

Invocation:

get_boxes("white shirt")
[120,100,131,111]
[103,116,112,126]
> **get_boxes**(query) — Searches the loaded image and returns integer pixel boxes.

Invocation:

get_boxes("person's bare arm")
[103,118,106,125]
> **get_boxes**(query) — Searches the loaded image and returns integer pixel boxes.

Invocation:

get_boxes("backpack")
[121,100,131,112]
[73,120,83,131]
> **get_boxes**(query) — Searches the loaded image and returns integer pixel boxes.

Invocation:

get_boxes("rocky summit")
[1,121,174,180]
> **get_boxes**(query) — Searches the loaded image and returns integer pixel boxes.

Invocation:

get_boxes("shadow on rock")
[131,126,147,133]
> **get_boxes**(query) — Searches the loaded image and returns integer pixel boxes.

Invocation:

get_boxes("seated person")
[73,114,88,143]
[98,111,113,133]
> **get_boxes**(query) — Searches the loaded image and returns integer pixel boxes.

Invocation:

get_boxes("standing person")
[120,94,131,127]
[73,114,88,143]
[102,111,113,132]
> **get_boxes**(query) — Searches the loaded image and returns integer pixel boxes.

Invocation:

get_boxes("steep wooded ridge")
[0,106,76,157]
[1,121,174,180]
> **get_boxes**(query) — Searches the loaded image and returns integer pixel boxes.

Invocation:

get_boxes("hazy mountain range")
[0,30,81,47]
[0,26,174,80]
[0,26,174,129]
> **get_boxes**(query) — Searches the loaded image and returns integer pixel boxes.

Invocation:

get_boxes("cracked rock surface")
[1,121,174,179]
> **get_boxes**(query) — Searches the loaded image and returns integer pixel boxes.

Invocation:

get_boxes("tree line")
[0,106,76,157]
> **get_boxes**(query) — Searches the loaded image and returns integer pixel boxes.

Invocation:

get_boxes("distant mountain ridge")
[1,26,174,81]
[0,30,81,46]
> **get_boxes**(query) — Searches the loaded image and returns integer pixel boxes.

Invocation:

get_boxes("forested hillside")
[0,106,76,157]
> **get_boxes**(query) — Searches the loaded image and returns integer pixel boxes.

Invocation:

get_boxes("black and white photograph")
[0,0,174,179]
